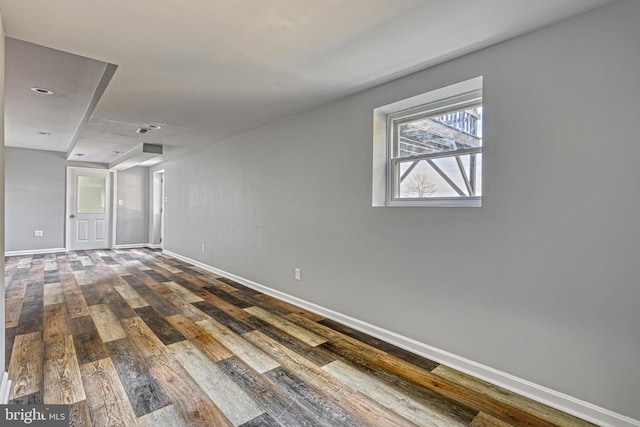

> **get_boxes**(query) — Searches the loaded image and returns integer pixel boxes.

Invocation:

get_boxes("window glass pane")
[396,106,482,158]
[77,176,106,213]
[398,153,482,198]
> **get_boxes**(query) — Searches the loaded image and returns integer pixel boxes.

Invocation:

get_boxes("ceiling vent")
[136,127,151,134]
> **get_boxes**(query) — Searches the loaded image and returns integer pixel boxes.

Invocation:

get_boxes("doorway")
[66,167,113,251]
[151,170,165,248]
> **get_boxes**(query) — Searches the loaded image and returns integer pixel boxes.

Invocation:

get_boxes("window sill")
[384,197,481,207]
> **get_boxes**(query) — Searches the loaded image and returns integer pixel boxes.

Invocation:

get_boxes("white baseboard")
[4,244,160,256]
[114,243,154,249]
[163,250,639,427]
[0,372,11,404]
[116,243,162,249]
[5,247,66,257]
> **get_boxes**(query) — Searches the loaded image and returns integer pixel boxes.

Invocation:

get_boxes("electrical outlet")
[295,268,301,281]
[201,244,206,253]
[118,200,124,206]
[34,230,44,237]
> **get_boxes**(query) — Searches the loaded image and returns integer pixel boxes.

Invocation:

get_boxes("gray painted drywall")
[1,12,6,371]
[157,1,640,419]
[116,166,149,245]
[4,148,106,252]
[5,148,67,251]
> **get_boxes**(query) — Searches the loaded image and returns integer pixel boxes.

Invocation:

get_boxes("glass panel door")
[77,176,106,213]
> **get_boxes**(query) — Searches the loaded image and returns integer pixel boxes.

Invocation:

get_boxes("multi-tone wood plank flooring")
[5,249,593,427]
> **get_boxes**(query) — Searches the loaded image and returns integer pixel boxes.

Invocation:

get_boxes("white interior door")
[67,167,111,251]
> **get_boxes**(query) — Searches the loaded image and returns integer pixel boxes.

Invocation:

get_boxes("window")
[373,77,483,207]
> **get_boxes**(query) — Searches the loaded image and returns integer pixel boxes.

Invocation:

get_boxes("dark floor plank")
[318,318,440,372]
[230,290,293,317]
[105,337,170,417]
[202,285,254,308]
[192,301,254,335]
[142,270,171,284]
[122,274,180,316]
[69,316,109,365]
[16,291,44,335]
[265,366,363,427]
[217,356,323,427]
[9,391,44,405]
[103,290,139,319]
[134,306,186,345]
[239,412,282,427]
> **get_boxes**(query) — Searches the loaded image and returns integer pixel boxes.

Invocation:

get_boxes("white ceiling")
[0,0,615,166]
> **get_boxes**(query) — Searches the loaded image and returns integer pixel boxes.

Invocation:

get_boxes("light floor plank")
[44,335,86,404]
[244,306,327,347]
[154,262,182,274]
[432,365,593,427]
[137,405,190,427]
[113,283,149,309]
[165,314,233,362]
[43,303,72,343]
[323,359,467,426]
[72,271,92,286]
[88,304,127,342]
[471,411,514,427]
[44,282,65,306]
[161,281,204,303]
[169,340,263,425]
[150,354,234,427]
[121,316,168,362]
[5,297,23,328]
[81,357,139,427]
[196,318,280,374]
[8,331,44,399]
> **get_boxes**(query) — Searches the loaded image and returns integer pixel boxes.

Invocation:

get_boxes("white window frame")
[372,76,483,207]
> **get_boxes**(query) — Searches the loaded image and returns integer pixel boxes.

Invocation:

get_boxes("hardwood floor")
[4,249,594,426]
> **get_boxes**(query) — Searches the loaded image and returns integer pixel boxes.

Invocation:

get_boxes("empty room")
[1,1,639,426]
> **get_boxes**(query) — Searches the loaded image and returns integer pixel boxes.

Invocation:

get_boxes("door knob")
[69,214,76,218]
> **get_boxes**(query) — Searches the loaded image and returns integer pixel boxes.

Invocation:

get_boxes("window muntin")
[387,92,483,205]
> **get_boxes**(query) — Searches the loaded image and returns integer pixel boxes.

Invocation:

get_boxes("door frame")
[65,166,118,251]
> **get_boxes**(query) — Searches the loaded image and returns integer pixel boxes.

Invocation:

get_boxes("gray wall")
[157,1,640,420]
[5,148,69,251]
[116,166,149,246]
[4,147,147,252]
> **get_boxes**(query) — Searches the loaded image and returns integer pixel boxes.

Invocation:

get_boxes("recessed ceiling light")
[113,151,124,154]
[31,87,54,95]
[37,131,52,135]
[136,128,151,134]
[147,124,162,130]
[75,153,85,157]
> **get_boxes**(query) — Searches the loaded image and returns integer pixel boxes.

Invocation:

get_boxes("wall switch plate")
[34,230,43,237]
[295,268,301,281]
[201,244,206,253]
[118,200,124,206]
